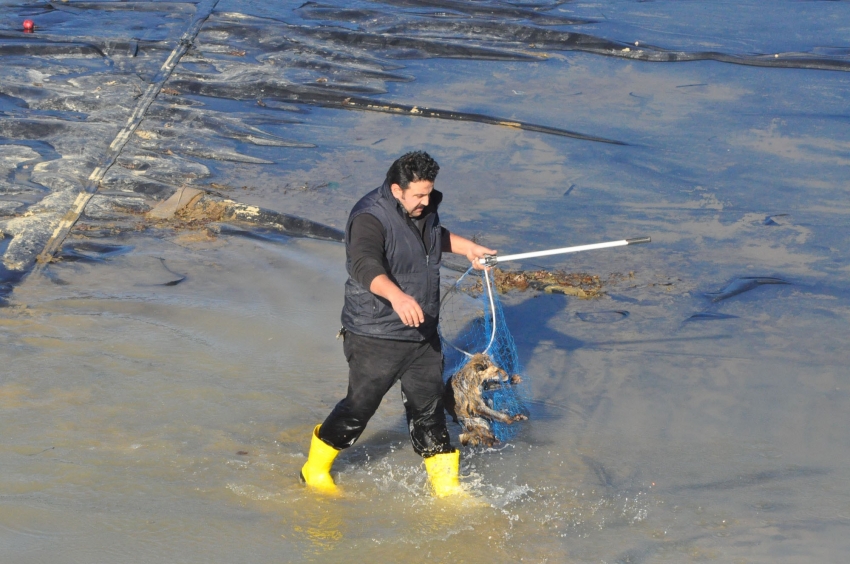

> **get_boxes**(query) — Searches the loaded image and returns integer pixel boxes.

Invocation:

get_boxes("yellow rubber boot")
[423,450,464,497]
[300,425,340,494]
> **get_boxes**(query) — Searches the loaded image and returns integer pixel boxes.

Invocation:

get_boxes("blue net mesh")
[440,267,529,443]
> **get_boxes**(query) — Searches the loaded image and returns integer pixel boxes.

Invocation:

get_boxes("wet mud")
[2,0,850,562]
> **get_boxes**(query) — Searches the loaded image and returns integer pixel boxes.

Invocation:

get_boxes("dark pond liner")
[298,0,593,25]
[208,221,343,244]
[706,277,791,303]
[576,310,629,323]
[286,16,850,73]
[55,2,196,13]
[58,242,134,263]
[0,118,72,140]
[0,39,105,58]
[685,312,739,322]
[170,80,627,145]
[764,214,790,226]
[359,20,850,72]
[157,257,186,286]
[300,27,542,61]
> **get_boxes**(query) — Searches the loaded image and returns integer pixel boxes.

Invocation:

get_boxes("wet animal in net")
[444,353,527,447]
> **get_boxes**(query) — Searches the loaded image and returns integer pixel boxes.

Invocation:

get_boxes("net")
[439,266,529,444]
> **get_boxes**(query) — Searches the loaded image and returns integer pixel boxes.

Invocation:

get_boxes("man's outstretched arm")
[442,230,496,270]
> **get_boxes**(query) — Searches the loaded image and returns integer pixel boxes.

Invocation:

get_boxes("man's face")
[391,179,433,218]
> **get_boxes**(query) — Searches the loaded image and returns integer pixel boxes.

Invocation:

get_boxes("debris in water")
[467,268,625,298]
[147,186,204,220]
[144,189,345,243]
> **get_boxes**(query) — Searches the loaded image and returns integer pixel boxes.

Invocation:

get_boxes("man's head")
[386,151,440,218]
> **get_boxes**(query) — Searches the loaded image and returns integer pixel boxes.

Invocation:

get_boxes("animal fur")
[444,353,527,447]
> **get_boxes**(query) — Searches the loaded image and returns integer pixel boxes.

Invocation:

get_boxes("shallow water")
[2,0,850,562]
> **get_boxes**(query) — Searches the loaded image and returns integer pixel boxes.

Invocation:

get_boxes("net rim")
[439,266,498,359]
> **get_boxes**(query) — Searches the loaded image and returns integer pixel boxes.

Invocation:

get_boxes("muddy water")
[3,229,848,563]
[3,0,850,562]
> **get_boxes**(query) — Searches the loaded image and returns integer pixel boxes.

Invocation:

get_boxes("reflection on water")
[2,0,850,562]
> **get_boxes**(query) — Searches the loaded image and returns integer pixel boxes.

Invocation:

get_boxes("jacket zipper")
[397,195,438,320]
[404,212,435,315]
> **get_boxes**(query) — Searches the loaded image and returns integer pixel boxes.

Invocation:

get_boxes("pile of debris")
[472,268,633,299]
[143,186,343,242]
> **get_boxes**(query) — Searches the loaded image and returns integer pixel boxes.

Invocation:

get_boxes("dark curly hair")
[385,151,440,189]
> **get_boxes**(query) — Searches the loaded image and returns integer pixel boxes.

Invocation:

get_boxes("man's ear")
[390,183,404,199]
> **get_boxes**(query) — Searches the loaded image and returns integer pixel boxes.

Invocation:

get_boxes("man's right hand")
[389,292,425,328]
[369,274,425,327]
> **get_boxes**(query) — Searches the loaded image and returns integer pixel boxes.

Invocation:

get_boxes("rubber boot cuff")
[301,424,340,494]
[423,449,463,497]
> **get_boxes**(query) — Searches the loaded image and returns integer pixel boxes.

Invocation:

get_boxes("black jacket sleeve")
[349,213,388,290]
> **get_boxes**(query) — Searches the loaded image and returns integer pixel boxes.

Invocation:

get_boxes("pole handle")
[482,254,498,267]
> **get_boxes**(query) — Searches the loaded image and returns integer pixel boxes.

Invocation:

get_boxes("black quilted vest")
[341,181,443,341]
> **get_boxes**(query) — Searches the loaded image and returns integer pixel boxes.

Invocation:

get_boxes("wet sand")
[2,0,850,562]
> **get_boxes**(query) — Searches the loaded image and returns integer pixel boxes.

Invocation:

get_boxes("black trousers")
[318,331,454,457]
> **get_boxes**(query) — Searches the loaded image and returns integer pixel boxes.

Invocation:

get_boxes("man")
[300,151,495,496]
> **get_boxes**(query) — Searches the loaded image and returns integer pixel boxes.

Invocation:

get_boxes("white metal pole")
[481,237,650,266]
